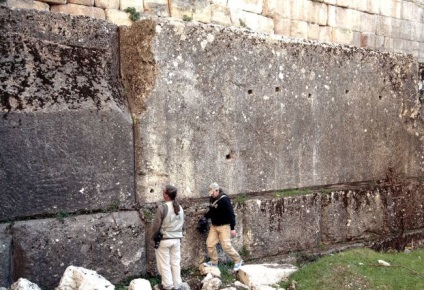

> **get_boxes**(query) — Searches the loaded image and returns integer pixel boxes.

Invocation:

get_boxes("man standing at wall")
[203,182,243,272]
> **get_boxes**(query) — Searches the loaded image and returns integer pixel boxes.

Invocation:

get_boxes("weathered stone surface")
[228,0,263,14]
[120,0,144,12]
[242,195,321,257]
[39,0,66,4]
[56,266,114,290]
[321,190,386,243]
[51,4,106,19]
[0,224,12,288]
[210,4,232,26]
[6,0,49,11]
[106,8,133,26]
[69,0,95,6]
[144,0,169,17]
[94,0,119,9]
[11,211,145,290]
[0,7,134,221]
[230,9,274,33]
[121,17,421,203]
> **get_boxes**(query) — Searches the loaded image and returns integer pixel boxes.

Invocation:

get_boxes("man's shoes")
[233,260,243,271]
[203,261,218,267]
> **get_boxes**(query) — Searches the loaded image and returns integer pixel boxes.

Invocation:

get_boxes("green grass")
[282,248,424,290]
[274,189,311,198]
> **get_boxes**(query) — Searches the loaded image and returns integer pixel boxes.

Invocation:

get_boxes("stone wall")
[2,0,424,63]
[121,17,422,203]
[1,5,424,289]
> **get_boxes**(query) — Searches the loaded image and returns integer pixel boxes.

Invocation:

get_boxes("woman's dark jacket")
[204,190,236,230]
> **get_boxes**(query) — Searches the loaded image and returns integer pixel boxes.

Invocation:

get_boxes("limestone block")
[336,0,351,8]
[228,0,263,14]
[331,27,353,45]
[308,1,327,26]
[51,3,106,19]
[290,19,308,39]
[290,0,308,21]
[144,0,169,17]
[321,191,387,243]
[230,9,274,34]
[212,0,227,5]
[11,212,145,290]
[170,0,193,19]
[367,0,380,15]
[120,0,144,12]
[242,195,321,258]
[193,0,212,23]
[106,8,133,26]
[318,25,332,42]
[274,17,290,36]
[39,0,66,4]
[0,224,12,288]
[0,7,134,221]
[120,17,421,202]
[397,19,412,40]
[128,279,153,290]
[352,31,375,48]
[392,0,402,19]
[237,264,298,289]
[69,0,94,6]
[94,0,119,9]
[328,6,360,31]
[211,4,232,26]
[307,22,320,40]
[356,0,368,12]
[379,0,393,17]
[263,0,290,18]
[6,0,49,11]
[56,266,114,290]
[323,0,336,5]
[9,278,41,290]
[401,1,412,21]
[359,11,376,34]
[376,16,392,36]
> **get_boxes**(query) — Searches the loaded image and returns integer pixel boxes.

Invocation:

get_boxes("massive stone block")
[241,194,321,258]
[11,211,145,289]
[120,18,421,203]
[0,224,12,288]
[0,7,135,221]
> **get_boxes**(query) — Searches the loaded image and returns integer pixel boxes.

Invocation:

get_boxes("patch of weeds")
[274,189,311,198]
[104,200,120,212]
[319,188,333,194]
[124,7,141,22]
[56,211,69,222]
[143,209,154,220]
[183,15,193,22]
[238,245,250,260]
[239,19,246,27]
[234,194,246,204]
[295,252,319,267]
[218,262,237,285]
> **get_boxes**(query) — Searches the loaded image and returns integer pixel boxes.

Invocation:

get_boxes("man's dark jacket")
[204,190,236,230]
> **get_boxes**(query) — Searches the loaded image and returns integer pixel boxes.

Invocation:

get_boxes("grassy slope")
[283,248,424,290]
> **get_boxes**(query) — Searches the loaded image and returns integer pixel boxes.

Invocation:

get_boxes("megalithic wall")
[120,18,423,203]
[0,7,135,220]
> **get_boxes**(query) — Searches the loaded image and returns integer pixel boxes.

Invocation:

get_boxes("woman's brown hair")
[165,184,180,215]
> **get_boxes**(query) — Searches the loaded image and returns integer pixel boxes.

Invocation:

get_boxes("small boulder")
[237,264,298,289]
[128,278,152,290]
[10,278,41,290]
[201,273,222,290]
[199,264,221,277]
[55,266,114,290]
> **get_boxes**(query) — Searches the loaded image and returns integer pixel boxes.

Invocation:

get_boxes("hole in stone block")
[248,89,253,95]
[345,89,349,94]
[150,189,154,193]
[275,87,280,92]
[308,93,312,98]
[379,95,382,100]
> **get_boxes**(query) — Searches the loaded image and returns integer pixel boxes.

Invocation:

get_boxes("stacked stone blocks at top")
[0,7,135,221]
